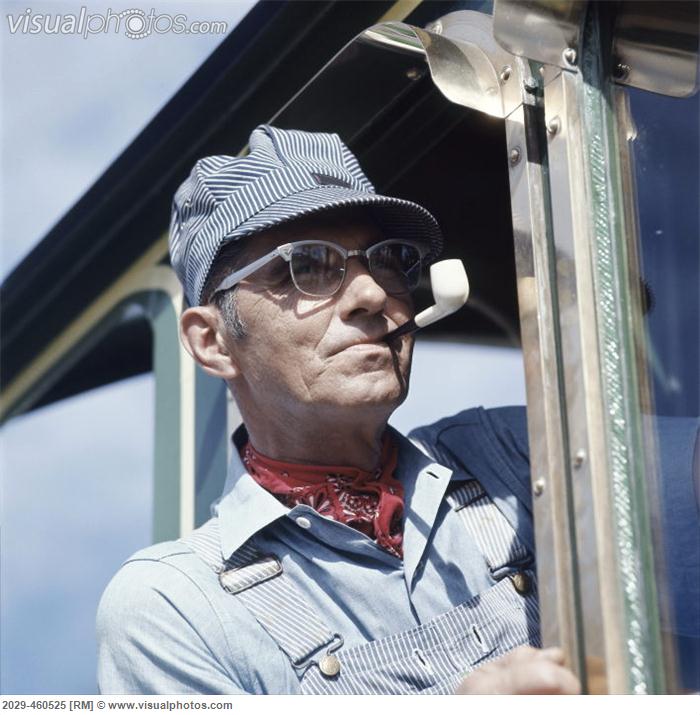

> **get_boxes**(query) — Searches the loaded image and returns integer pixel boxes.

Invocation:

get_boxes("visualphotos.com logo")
[5,7,228,39]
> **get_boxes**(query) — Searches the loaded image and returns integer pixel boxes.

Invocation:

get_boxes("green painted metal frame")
[131,288,228,541]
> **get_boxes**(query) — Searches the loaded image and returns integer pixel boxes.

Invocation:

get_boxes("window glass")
[625,86,700,692]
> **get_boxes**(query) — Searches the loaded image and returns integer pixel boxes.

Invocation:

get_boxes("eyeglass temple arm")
[214,243,293,293]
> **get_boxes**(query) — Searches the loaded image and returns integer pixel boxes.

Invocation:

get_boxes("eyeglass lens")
[289,243,422,297]
[290,244,346,296]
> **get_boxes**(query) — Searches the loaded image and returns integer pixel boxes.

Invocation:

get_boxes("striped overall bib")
[182,477,540,695]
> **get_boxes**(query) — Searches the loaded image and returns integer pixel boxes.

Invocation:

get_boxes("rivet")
[319,653,341,677]
[547,116,561,136]
[573,449,586,468]
[406,67,422,80]
[523,76,539,94]
[509,147,521,166]
[533,477,546,497]
[510,571,533,595]
[563,47,577,66]
[499,65,512,83]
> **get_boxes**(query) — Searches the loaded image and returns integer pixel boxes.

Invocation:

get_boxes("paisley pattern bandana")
[241,435,405,559]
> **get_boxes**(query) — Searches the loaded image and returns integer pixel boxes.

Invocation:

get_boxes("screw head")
[563,47,577,66]
[614,62,631,80]
[406,67,422,81]
[500,65,512,83]
[533,478,546,497]
[509,147,521,166]
[523,76,539,94]
[573,449,586,468]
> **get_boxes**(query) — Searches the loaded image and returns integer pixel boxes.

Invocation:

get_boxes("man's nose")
[337,257,387,319]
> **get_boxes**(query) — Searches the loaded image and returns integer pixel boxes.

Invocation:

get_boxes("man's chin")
[312,378,409,412]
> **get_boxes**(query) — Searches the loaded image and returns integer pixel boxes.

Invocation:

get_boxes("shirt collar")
[214,424,289,559]
[395,425,453,588]
[214,423,454,578]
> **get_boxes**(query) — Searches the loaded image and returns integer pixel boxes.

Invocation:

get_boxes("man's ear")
[179,306,240,380]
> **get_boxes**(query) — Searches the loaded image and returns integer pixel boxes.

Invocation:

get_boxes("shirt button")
[510,571,533,595]
[295,516,312,530]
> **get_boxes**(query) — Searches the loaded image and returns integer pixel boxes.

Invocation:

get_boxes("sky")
[0,0,526,694]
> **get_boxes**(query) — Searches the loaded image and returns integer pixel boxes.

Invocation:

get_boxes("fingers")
[539,646,566,664]
[537,647,581,693]
[456,645,582,695]
[555,664,583,695]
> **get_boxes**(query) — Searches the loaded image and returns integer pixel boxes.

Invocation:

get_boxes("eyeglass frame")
[212,238,432,298]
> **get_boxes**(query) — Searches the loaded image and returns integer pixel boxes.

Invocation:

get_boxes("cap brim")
[224,185,443,260]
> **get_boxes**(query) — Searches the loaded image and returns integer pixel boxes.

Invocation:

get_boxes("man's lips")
[327,335,390,356]
[328,326,410,357]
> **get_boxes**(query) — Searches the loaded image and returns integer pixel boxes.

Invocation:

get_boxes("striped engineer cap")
[169,124,444,306]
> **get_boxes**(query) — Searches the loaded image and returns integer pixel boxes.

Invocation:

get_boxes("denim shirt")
[96,407,536,694]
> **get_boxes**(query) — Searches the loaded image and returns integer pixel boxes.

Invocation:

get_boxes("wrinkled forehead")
[242,206,386,260]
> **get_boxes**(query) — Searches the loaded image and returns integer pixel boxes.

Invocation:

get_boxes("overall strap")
[179,521,338,668]
[447,480,532,579]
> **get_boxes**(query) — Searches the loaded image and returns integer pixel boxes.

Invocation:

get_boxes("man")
[97,125,580,694]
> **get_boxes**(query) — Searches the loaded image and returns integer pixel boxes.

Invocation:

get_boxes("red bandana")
[241,435,405,559]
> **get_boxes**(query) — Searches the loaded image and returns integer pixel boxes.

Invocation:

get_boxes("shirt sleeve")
[96,557,250,695]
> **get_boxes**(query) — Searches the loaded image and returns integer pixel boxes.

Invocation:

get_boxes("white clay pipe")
[383,259,470,342]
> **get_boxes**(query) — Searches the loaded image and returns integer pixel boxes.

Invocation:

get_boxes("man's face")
[222,211,417,425]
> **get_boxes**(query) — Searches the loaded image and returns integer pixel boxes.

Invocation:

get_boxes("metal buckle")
[292,633,344,678]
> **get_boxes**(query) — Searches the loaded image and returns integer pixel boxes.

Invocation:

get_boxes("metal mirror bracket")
[493,0,586,72]
[494,0,699,97]
[412,10,528,118]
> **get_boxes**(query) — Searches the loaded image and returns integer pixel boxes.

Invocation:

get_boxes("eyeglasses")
[213,239,430,298]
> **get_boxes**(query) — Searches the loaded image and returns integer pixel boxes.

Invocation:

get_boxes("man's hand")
[456,646,581,695]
